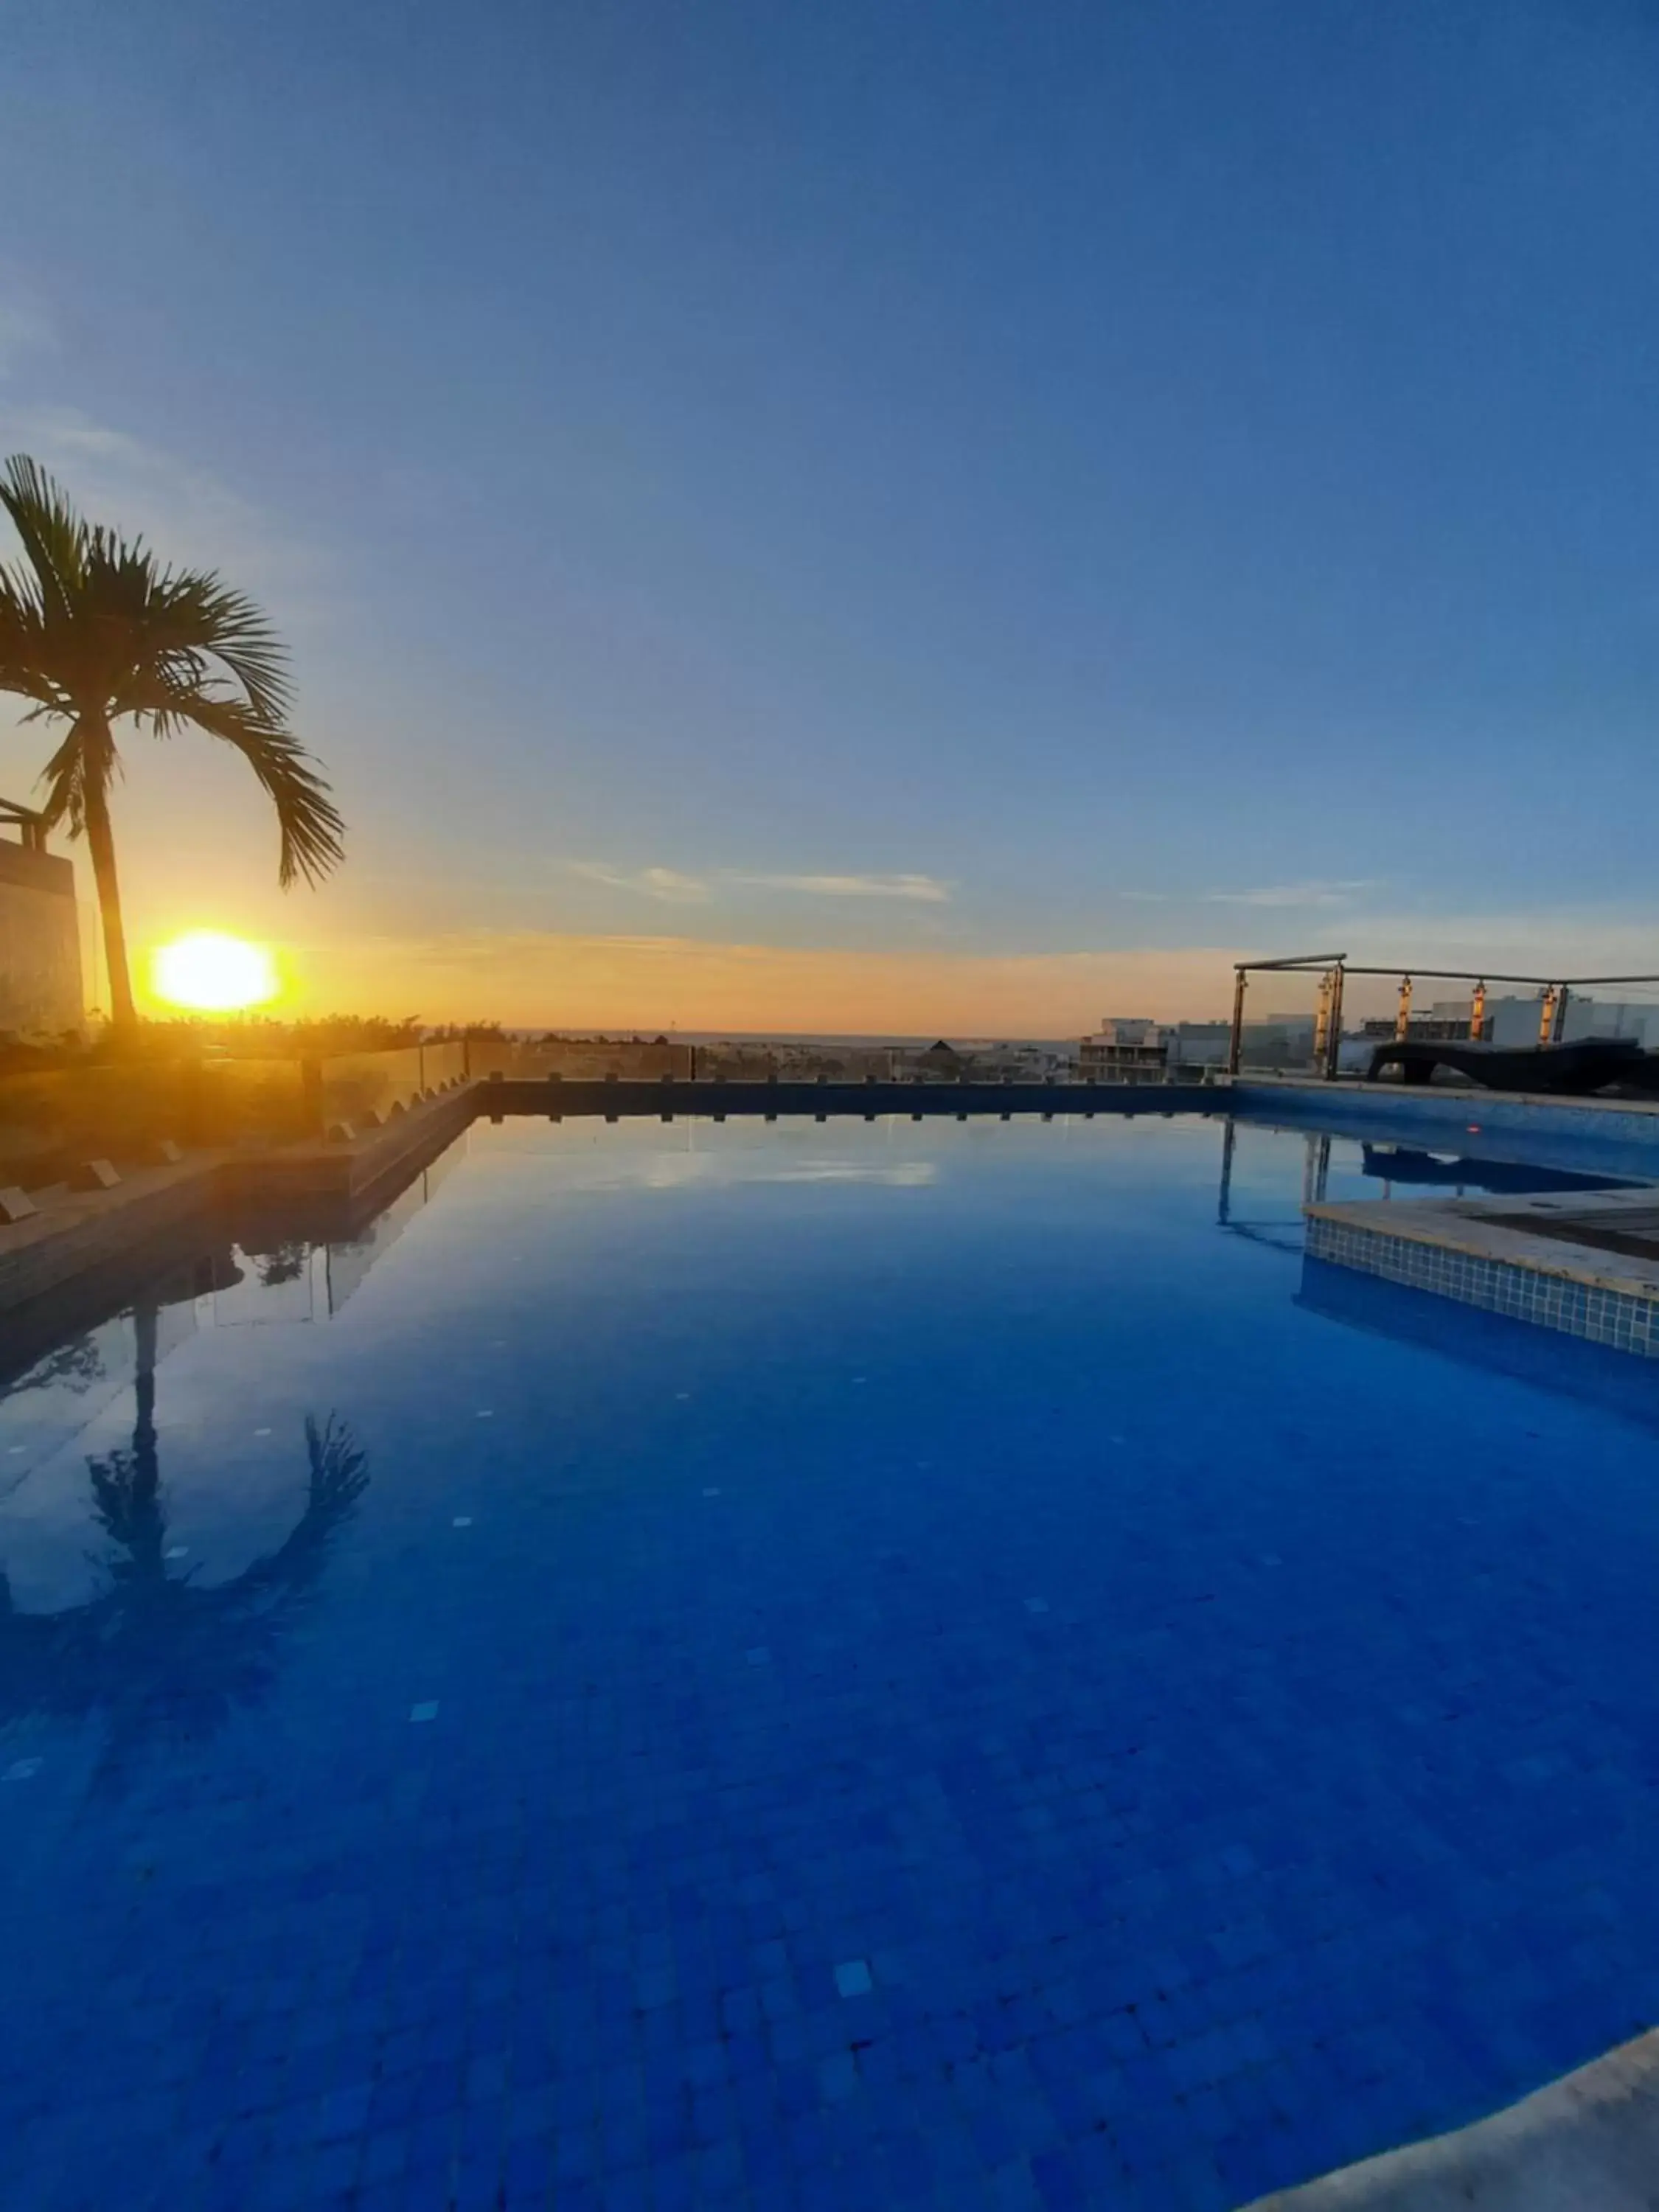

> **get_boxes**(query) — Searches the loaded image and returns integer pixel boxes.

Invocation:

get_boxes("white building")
[1079,1018,1172,1082]
[1477,993,1659,1050]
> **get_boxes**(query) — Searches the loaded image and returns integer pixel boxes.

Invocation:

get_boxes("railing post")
[1217,1116,1237,1225]
[1551,984,1570,1043]
[178,1056,211,1147]
[1394,975,1413,1042]
[1538,986,1557,1046]
[1324,964,1345,1079]
[299,1054,324,1138]
[1228,969,1248,1076]
[1470,981,1486,1043]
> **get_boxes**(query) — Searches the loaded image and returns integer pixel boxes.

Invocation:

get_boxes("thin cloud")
[726,872,950,903]
[1206,880,1378,910]
[566,863,952,905]
[0,297,54,378]
[1321,902,1659,976]
[0,402,330,628]
[568,862,710,903]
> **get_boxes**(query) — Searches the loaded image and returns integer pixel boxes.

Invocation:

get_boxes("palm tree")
[0,454,344,1026]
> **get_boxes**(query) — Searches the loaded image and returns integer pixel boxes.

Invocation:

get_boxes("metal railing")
[0,799,48,853]
[1228,954,1659,1079]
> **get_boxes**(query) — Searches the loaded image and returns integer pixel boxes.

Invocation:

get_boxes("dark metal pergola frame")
[1227,953,1659,1079]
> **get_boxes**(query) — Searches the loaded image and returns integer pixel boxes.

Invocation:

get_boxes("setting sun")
[151,931,280,1012]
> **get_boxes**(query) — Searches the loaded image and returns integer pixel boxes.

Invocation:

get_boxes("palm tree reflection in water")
[0,1304,369,1789]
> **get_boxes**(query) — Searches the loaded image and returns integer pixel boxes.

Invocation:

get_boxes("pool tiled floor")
[3,1116,1659,2209]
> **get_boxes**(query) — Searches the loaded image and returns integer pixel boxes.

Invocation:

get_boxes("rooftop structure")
[0,799,83,1037]
[1079,1016,1172,1083]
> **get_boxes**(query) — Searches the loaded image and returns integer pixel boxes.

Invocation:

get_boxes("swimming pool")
[4,1111,1659,2211]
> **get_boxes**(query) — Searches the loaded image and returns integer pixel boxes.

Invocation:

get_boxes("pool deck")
[1243,2028,1659,2209]
[0,1082,476,1320]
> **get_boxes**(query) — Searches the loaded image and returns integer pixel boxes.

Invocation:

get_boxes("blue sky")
[2,0,1657,1028]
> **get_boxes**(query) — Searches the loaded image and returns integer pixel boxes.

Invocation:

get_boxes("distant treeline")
[0,1016,698,1075]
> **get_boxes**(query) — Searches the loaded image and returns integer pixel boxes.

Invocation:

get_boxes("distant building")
[1427,994,1659,1051]
[1360,1015,1472,1043]
[1559,998,1659,1048]
[1233,1012,1318,1071]
[1079,1018,1171,1083]
[1165,1021,1232,1073]
[1347,989,1659,1060]
[0,802,83,1037]
[910,1038,965,1081]
[970,1039,1073,1079]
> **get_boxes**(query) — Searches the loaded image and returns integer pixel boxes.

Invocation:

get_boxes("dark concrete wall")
[482,1076,1222,1120]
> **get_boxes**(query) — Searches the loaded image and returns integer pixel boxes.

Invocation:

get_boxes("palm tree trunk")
[81,748,137,1028]
[133,1299,158,1460]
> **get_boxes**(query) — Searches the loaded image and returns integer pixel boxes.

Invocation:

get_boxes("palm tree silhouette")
[0,454,344,1025]
[0,1306,368,1790]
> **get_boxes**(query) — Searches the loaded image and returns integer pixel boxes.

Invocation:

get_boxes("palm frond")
[0,456,88,624]
[175,694,345,887]
[36,717,116,841]
[0,452,344,907]
[148,568,292,726]
[0,557,71,714]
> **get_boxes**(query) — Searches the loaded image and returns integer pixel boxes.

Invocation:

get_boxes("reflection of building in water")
[201,1245,317,1328]
[1,1137,469,1481]
[1211,1122,1632,1256]
[205,1134,470,1326]
[1213,1120,1328,1256]
[321,1141,465,1313]
[0,1274,204,1484]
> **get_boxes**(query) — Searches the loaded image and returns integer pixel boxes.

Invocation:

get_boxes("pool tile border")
[1305,1192,1659,1358]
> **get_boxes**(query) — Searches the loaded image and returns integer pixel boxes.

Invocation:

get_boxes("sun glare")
[152,931,280,1013]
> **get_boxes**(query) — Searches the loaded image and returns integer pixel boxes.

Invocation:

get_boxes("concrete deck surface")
[1242,2031,1659,2209]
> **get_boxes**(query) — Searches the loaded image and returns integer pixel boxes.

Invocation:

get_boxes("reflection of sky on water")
[472,1121,944,1193]
[3,1105,1652,1678]
[0,1404,368,1793]
[0,1147,464,1607]
[630,1152,938,1191]
[0,1262,346,1610]
[1,1399,321,1612]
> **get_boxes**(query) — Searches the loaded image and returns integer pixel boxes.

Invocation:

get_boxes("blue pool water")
[4,1111,1659,2212]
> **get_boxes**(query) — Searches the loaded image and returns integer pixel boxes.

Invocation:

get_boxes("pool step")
[1304,1187,1659,1359]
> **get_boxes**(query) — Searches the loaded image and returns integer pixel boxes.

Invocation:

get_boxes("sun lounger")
[1363,1037,1647,1095]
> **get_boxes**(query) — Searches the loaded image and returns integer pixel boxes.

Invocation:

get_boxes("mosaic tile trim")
[1305,1215,1659,1357]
